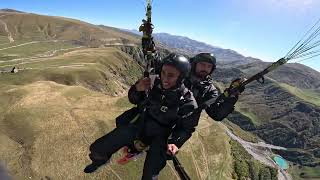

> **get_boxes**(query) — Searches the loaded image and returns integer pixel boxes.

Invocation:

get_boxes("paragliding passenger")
[84,53,199,180]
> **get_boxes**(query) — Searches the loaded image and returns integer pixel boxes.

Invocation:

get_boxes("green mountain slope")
[0,11,139,46]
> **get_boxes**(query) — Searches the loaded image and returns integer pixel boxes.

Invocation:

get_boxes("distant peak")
[0,9,25,13]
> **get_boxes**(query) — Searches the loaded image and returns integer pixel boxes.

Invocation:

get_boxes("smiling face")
[195,61,213,79]
[160,64,181,89]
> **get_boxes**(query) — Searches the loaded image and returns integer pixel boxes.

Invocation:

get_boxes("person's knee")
[89,140,99,153]
[89,152,109,162]
[89,139,107,159]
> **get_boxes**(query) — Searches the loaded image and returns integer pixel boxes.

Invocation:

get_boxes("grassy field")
[235,101,261,126]
[0,48,142,94]
[279,83,320,107]
[0,41,79,62]
[187,114,234,180]
[0,81,127,179]
[0,35,10,44]
[289,165,320,180]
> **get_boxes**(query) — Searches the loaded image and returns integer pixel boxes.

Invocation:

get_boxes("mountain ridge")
[0,8,25,13]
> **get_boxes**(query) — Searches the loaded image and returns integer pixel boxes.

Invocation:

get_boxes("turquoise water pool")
[273,155,289,169]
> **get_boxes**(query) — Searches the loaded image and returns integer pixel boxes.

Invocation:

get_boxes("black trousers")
[89,124,168,180]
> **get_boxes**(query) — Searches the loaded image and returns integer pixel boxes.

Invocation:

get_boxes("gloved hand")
[224,78,246,97]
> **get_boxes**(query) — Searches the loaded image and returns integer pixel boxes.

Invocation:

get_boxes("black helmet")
[161,53,191,83]
[190,52,216,75]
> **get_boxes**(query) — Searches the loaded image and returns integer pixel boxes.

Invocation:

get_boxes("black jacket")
[185,75,237,121]
[128,77,198,148]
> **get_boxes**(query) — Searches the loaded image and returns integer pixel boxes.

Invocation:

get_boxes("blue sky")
[1,0,319,71]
